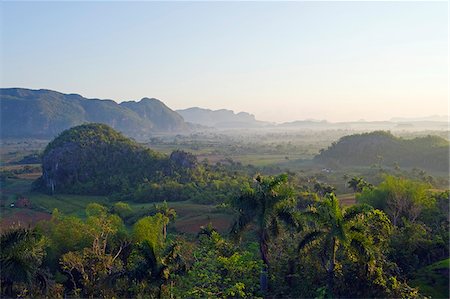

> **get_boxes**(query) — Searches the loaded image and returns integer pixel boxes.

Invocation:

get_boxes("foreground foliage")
[2,172,448,297]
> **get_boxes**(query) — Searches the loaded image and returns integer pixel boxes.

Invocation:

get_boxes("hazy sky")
[1,1,448,123]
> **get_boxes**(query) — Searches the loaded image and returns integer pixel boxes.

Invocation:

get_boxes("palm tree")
[231,174,299,292]
[130,240,185,297]
[198,222,217,238]
[156,201,177,240]
[0,228,46,297]
[314,182,336,197]
[347,177,363,192]
[347,177,373,193]
[298,194,374,297]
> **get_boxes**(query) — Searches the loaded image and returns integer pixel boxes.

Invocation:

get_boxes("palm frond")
[298,230,326,252]
[269,217,280,236]
[278,210,301,229]
[348,232,375,262]
[230,211,255,237]
[334,225,348,245]
[302,208,320,222]
[139,240,158,268]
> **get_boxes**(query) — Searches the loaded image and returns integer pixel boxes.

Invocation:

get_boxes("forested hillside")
[36,124,164,195]
[36,123,251,203]
[314,131,449,172]
[0,88,189,139]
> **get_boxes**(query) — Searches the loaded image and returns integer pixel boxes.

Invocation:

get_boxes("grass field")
[0,166,354,234]
[337,193,356,206]
[0,174,234,234]
[127,201,234,234]
[29,193,110,217]
[1,178,34,198]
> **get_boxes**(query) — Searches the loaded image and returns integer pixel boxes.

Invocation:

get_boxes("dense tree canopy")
[315,131,449,172]
[3,173,448,298]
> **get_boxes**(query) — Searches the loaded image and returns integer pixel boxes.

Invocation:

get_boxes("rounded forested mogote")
[37,123,164,195]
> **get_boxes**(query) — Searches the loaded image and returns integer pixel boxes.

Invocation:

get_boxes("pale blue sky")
[1,1,448,122]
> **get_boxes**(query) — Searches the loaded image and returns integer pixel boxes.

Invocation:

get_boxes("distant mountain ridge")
[279,119,448,131]
[0,88,189,139]
[177,107,272,128]
[2,88,448,139]
[390,115,449,122]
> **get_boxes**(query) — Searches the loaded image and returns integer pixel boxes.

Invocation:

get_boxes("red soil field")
[0,209,51,230]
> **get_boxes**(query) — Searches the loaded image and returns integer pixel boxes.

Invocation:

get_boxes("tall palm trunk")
[259,230,270,267]
[327,237,336,297]
[259,230,269,295]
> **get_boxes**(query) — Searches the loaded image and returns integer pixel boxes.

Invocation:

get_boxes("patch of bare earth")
[174,214,233,234]
[0,209,51,230]
[338,193,356,207]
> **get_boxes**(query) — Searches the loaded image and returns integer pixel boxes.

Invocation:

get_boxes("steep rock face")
[0,88,189,139]
[120,98,188,132]
[38,123,164,195]
[42,142,80,193]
